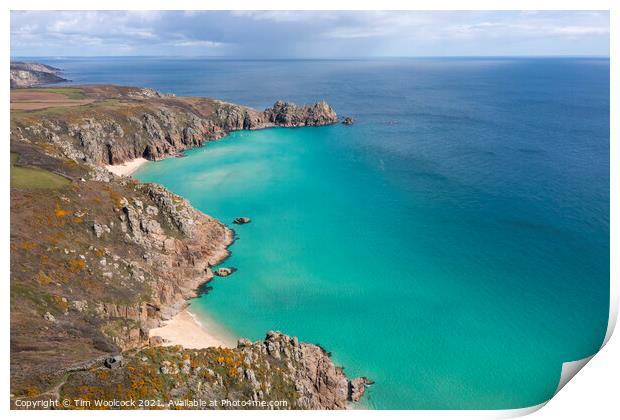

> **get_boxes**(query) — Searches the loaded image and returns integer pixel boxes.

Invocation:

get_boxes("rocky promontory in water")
[59,331,368,409]
[10,61,68,88]
[11,85,338,165]
[10,83,368,408]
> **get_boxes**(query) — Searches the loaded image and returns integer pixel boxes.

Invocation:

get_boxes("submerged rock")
[342,116,354,125]
[233,217,251,225]
[214,267,237,277]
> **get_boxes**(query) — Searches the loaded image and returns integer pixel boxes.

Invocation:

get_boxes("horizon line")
[11,54,611,60]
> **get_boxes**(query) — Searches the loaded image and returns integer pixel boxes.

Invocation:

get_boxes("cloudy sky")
[11,10,609,58]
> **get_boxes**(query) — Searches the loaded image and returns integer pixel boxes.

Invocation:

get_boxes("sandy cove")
[107,155,236,350]
[105,157,148,176]
[149,308,237,349]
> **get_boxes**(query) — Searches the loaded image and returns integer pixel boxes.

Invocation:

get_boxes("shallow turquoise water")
[136,124,607,409]
[107,57,611,409]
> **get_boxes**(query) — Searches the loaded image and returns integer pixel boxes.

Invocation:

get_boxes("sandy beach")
[105,157,148,176]
[149,309,237,349]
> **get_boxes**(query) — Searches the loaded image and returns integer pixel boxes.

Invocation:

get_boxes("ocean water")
[36,57,610,409]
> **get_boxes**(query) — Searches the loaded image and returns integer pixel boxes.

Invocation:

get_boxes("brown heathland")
[11,90,95,110]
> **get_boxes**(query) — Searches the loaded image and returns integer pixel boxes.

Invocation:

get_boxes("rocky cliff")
[11,61,68,88]
[58,331,370,409]
[10,85,368,409]
[11,85,338,166]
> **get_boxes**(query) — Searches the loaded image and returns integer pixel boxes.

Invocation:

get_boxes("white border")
[3,1,617,418]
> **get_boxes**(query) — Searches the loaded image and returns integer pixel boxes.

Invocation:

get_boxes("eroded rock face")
[264,100,338,127]
[114,183,234,324]
[58,331,371,410]
[258,331,357,409]
[213,101,265,130]
[237,331,370,409]
[349,377,374,402]
[11,86,339,166]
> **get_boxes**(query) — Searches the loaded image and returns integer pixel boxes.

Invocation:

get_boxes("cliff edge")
[11,85,337,165]
[10,85,368,409]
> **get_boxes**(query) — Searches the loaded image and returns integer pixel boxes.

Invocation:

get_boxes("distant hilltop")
[10,61,68,88]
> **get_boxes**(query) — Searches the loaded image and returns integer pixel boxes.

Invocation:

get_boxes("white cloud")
[320,12,609,42]
[551,26,609,36]
[171,40,225,48]
[232,10,337,23]
[9,10,610,57]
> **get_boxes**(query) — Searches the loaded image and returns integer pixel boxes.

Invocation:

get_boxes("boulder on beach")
[214,267,237,277]
[233,217,251,225]
[149,336,165,346]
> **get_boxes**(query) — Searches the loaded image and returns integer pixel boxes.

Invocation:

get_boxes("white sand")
[149,309,237,349]
[105,157,148,177]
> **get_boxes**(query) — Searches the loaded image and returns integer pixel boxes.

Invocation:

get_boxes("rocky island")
[10,82,368,409]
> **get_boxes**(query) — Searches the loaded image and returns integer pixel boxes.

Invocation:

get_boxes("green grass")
[22,99,120,118]
[29,87,86,100]
[11,153,71,189]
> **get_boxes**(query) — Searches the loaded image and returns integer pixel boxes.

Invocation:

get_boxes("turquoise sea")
[36,57,610,409]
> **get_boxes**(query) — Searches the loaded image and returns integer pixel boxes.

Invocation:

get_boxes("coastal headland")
[10,62,68,88]
[10,81,369,409]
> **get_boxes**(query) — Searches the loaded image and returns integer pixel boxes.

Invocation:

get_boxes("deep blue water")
[27,57,610,409]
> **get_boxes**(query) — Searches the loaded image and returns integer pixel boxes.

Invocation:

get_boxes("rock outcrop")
[10,61,68,88]
[350,377,374,402]
[264,100,338,127]
[259,331,363,409]
[57,331,369,410]
[214,267,236,277]
[10,85,338,166]
[233,217,251,225]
